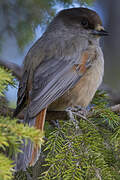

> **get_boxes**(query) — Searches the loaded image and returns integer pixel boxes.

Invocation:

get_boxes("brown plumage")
[13,7,108,170]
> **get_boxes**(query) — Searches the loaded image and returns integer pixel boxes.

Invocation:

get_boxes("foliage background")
[0,0,120,180]
[0,68,43,180]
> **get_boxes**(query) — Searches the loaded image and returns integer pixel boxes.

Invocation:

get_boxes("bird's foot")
[75,106,88,116]
[66,106,88,120]
[50,120,60,128]
[66,108,79,129]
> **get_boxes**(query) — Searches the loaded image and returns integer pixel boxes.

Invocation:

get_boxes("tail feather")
[29,108,47,166]
[15,139,33,171]
[14,108,47,171]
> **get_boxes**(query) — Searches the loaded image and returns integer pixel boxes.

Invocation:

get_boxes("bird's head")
[53,8,108,40]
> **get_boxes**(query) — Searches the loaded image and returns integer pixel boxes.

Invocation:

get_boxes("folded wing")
[28,56,84,118]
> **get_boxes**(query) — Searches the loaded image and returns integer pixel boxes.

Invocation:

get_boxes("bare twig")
[0,59,23,80]
[110,104,120,113]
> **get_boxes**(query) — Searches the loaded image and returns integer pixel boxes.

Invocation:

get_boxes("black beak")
[92,29,109,36]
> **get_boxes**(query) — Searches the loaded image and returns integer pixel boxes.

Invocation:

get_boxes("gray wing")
[28,56,83,118]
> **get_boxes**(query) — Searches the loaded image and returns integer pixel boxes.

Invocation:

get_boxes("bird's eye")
[81,19,89,28]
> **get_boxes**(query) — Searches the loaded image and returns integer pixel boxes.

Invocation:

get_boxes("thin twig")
[0,59,23,80]
[109,104,120,112]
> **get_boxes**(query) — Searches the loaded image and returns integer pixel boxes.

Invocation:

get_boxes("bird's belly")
[49,56,104,111]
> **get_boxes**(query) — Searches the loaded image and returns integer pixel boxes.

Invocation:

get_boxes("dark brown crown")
[57,8,102,30]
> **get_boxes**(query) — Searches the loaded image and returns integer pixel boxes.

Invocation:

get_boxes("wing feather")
[28,57,83,118]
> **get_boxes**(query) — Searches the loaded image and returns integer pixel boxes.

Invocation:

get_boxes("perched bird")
[13,7,108,170]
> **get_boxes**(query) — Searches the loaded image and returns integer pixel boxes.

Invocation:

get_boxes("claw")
[66,106,88,120]
[66,108,79,129]
[74,106,88,116]
[50,120,60,128]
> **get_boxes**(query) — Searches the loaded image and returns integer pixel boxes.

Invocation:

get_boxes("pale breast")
[71,46,104,107]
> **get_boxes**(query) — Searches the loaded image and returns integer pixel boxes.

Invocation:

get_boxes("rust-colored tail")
[14,108,47,171]
[29,108,47,166]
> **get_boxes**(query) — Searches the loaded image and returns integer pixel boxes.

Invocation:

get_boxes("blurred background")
[0,0,119,104]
